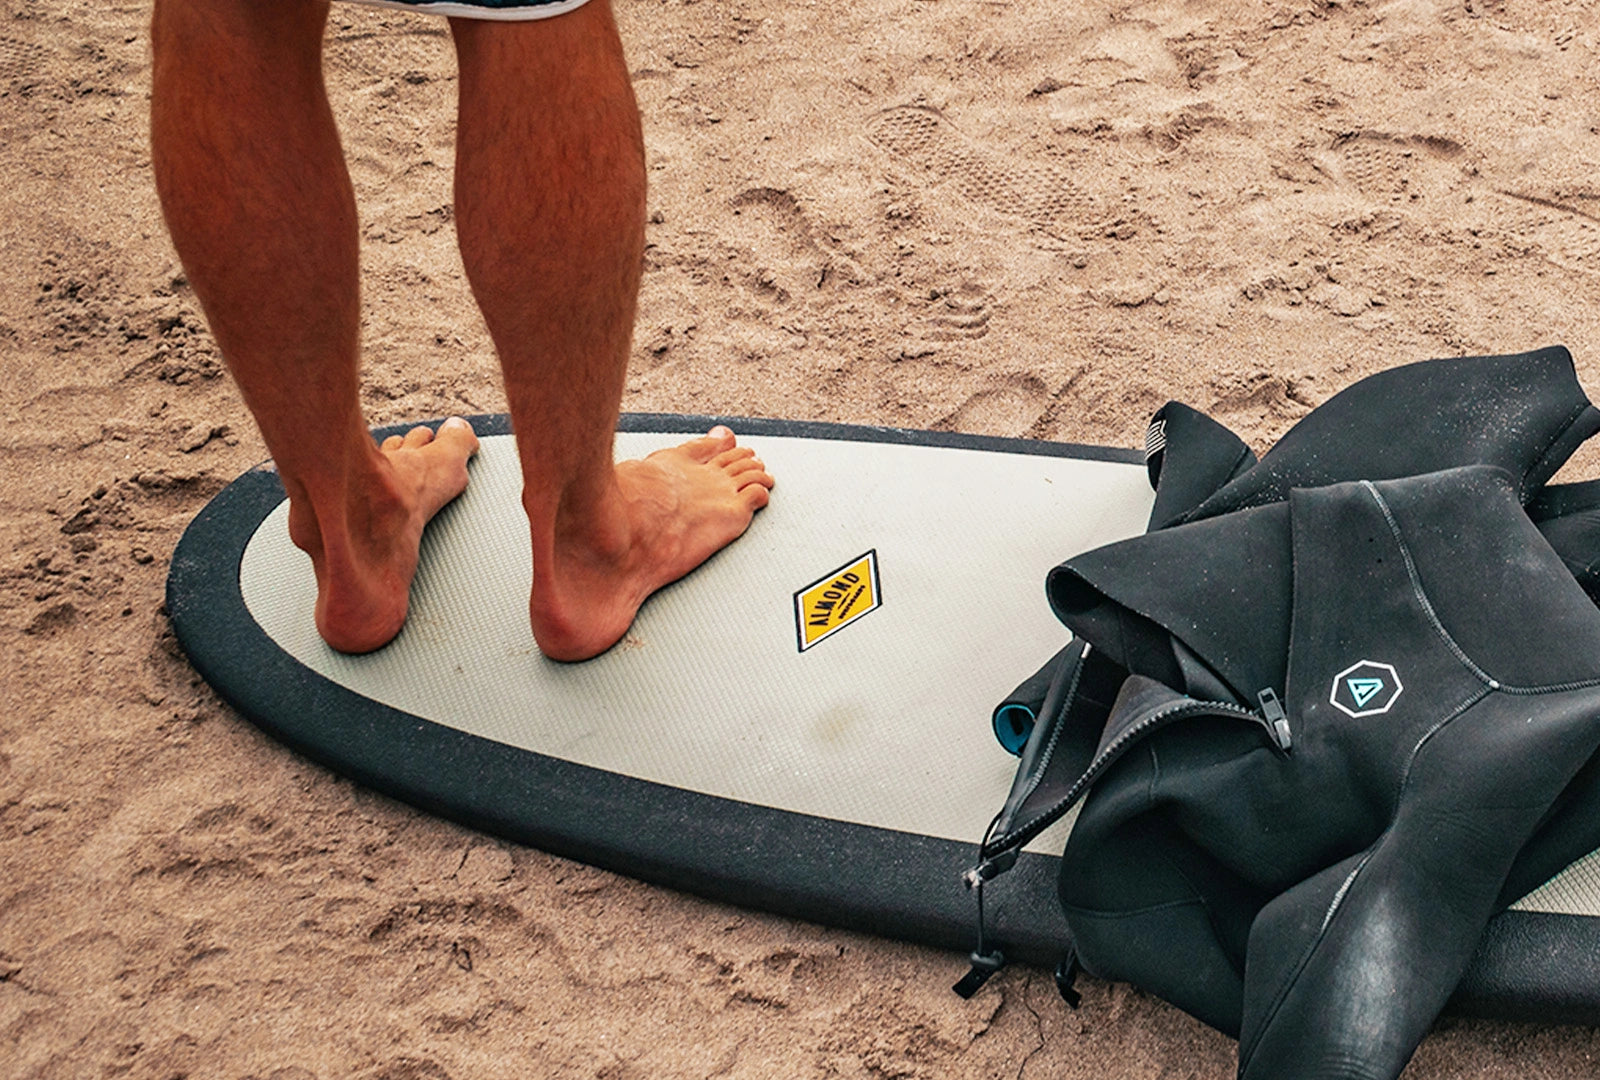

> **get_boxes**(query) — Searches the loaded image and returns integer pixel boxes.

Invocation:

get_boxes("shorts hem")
[342,0,596,21]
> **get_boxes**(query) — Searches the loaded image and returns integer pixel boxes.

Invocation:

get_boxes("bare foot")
[528,426,774,661]
[287,417,480,653]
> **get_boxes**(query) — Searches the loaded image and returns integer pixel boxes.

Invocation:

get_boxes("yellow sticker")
[795,550,881,651]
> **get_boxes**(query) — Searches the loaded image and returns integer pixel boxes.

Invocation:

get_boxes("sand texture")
[7,0,1600,1075]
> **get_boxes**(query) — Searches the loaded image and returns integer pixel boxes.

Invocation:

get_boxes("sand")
[5,0,1600,1075]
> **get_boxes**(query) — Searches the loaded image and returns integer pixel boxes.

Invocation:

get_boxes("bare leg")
[451,4,773,662]
[151,0,478,653]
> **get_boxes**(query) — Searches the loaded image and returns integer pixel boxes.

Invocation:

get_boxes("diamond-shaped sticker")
[795,550,881,652]
[1329,660,1403,718]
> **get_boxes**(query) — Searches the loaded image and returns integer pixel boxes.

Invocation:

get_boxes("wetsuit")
[978,347,1600,1080]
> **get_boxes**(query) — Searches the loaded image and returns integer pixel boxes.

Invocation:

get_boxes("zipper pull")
[1053,949,1083,1008]
[1257,688,1292,755]
[953,948,1006,999]
[962,848,1018,889]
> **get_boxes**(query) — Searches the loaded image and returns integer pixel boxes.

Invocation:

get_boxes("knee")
[152,0,330,62]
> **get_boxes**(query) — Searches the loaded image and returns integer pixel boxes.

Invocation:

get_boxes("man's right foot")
[528,426,774,661]
[287,416,480,654]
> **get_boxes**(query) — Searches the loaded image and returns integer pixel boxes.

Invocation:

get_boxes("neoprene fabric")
[981,347,1600,1080]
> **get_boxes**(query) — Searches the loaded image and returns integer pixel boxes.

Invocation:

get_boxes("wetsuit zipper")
[956,690,1292,999]
[968,691,1290,886]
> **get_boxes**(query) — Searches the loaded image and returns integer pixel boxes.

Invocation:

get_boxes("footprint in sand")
[0,36,45,93]
[865,105,1105,229]
[932,373,1051,438]
[1331,130,1466,203]
[1331,129,1600,277]
[729,186,830,301]
[1487,192,1600,277]
[915,282,992,343]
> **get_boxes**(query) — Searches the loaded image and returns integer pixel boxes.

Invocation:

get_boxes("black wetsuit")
[978,347,1600,1080]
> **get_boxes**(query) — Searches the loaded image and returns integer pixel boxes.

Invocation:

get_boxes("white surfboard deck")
[240,428,1150,858]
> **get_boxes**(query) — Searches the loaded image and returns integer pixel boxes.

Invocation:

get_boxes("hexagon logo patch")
[1330,660,1403,718]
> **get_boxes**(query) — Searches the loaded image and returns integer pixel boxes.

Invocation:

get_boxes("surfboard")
[166,414,1600,1025]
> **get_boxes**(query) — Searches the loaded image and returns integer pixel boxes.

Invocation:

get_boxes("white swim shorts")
[343,0,595,21]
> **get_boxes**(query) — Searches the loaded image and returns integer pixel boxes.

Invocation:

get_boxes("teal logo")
[1330,661,1403,718]
[1346,678,1386,708]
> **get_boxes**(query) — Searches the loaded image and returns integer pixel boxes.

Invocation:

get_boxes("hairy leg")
[151,0,478,653]
[452,3,772,662]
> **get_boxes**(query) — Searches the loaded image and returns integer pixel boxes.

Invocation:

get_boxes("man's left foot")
[528,426,774,661]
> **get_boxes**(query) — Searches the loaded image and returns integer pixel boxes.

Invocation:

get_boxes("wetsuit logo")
[1329,660,1404,718]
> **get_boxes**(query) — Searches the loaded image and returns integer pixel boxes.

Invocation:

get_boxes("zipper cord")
[954,814,1008,998]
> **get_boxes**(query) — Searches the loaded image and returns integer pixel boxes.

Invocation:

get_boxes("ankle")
[285,441,408,565]
[528,472,635,572]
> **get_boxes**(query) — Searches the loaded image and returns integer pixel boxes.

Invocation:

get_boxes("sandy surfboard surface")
[5,0,1600,1075]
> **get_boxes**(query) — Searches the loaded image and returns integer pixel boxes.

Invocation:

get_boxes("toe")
[676,426,739,463]
[437,416,481,455]
[725,455,768,477]
[402,425,436,448]
[729,458,774,490]
[741,482,772,510]
[380,434,405,452]
[712,446,757,468]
